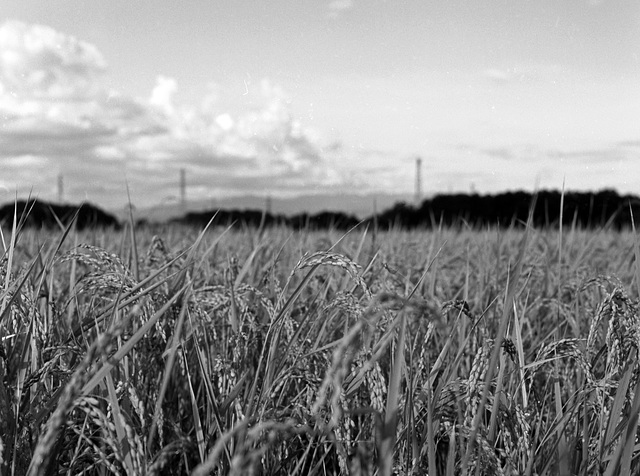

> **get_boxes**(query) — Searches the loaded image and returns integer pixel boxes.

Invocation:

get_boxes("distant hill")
[172,208,362,231]
[0,200,120,230]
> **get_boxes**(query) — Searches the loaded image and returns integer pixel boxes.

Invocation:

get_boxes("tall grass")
[1,216,640,474]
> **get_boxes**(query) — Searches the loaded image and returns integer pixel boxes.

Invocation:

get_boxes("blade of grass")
[487,350,507,443]
[425,350,437,476]
[446,422,456,476]
[629,202,640,299]
[1,199,18,314]
[192,343,232,470]
[601,355,633,460]
[105,371,135,475]
[555,180,570,476]
[0,247,43,325]
[66,231,79,327]
[603,350,640,476]
[537,398,583,475]
[125,185,139,282]
[511,301,528,409]
[182,347,206,464]
[80,284,188,396]
[379,309,406,476]
[616,354,640,475]
[146,283,191,454]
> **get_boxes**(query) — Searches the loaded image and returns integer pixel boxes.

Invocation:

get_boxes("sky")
[0,0,639,211]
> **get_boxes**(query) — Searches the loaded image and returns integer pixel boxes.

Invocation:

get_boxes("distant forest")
[177,189,640,230]
[2,189,640,230]
[0,200,120,230]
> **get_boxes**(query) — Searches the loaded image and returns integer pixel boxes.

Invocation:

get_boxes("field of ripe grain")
[2,220,640,475]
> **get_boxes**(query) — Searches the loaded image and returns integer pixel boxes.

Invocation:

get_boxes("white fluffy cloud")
[149,76,177,117]
[0,20,356,209]
[0,20,106,99]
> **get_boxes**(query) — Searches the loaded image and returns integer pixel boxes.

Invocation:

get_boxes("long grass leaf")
[81,285,188,396]
[379,310,406,476]
[105,371,135,475]
[609,349,640,475]
[182,347,206,464]
[125,184,139,282]
[146,283,191,453]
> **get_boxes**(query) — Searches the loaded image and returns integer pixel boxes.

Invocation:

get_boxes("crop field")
[2,215,640,475]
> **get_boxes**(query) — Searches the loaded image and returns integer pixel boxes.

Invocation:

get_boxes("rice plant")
[2,210,640,474]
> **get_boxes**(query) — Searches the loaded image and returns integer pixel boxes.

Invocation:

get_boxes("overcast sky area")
[0,1,639,210]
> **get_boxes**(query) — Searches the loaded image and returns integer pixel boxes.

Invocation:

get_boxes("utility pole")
[265,194,272,215]
[180,168,186,211]
[57,174,64,203]
[415,157,422,206]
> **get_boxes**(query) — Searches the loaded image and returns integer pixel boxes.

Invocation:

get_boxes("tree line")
[2,189,640,230]
[177,189,640,230]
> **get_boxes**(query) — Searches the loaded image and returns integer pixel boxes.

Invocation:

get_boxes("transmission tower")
[415,157,422,206]
[180,168,186,211]
[57,174,64,203]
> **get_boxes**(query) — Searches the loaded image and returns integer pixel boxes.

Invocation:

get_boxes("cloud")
[546,149,621,163]
[474,142,636,166]
[482,63,572,87]
[618,140,640,150]
[328,0,354,17]
[480,147,514,160]
[0,20,106,99]
[0,20,365,209]
[483,69,511,84]
[149,76,177,116]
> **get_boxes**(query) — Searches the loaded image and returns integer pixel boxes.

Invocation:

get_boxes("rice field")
[2,213,640,475]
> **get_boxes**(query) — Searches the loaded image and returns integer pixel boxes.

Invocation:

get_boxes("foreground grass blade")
[604,351,640,475]
[105,370,135,475]
[182,347,206,464]
[146,283,191,454]
[81,285,188,396]
[126,187,140,282]
[379,309,406,476]
[629,203,640,299]
[555,180,571,476]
